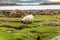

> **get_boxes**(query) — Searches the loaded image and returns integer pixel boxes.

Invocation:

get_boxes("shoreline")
[0,5,60,10]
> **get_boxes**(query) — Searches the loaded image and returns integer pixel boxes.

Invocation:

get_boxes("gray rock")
[46,21,60,26]
[38,23,44,27]
[6,30,12,33]
[51,36,60,40]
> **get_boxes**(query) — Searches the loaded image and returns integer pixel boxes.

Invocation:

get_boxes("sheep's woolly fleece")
[22,15,34,21]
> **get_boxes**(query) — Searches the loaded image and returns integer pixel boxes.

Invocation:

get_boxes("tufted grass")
[0,14,60,40]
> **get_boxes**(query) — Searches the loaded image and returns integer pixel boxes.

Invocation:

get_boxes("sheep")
[21,15,34,24]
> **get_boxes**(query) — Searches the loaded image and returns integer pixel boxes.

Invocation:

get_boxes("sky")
[20,0,48,2]
[20,0,33,1]
[2,0,60,3]
[49,0,60,2]
[2,0,48,3]
[20,0,60,2]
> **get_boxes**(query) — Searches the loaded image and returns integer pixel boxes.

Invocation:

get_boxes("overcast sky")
[2,0,60,3]
[49,0,60,2]
[20,0,60,2]
[20,0,48,2]
[2,0,48,3]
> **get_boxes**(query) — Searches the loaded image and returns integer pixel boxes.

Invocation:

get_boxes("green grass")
[0,14,60,40]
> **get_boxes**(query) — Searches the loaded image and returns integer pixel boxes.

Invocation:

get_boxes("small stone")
[51,36,60,40]
[6,30,12,33]
[38,23,43,27]
[46,21,60,26]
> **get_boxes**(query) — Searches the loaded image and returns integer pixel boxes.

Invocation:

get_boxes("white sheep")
[21,15,34,24]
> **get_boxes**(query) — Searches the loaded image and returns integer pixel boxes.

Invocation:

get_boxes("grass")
[0,14,60,40]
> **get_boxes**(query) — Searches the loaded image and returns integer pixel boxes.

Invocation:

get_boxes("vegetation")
[0,12,60,40]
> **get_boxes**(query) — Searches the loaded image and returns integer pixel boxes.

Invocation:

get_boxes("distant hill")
[40,2,60,5]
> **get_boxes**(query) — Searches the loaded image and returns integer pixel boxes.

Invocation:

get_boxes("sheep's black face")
[21,21,24,23]
[21,21,33,24]
[21,21,26,24]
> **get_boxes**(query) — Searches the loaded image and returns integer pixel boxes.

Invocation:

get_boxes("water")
[0,5,60,10]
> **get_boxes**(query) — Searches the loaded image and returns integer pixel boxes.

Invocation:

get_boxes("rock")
[38,23,44,27]
[6,30,13,33]
[51,36,60,40]
[46,21,60,26]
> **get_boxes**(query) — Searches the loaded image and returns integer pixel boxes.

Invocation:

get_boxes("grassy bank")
[0,14,60,40]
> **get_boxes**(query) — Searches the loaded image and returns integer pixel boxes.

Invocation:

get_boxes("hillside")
[41,2,60,5]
